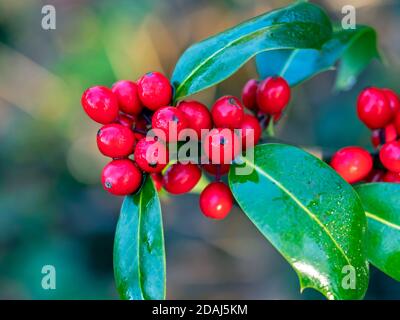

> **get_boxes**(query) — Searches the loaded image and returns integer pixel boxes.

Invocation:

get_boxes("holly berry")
[177,100,212,138]
[380,141,400,173]
[242,79,259,110]
[382,171,400,183]
[137,72,172,111]
[112,80,143,115]
[134,138,169,173]
[382,88,400,114]
[152,106,188,142]
[97,123,135,158]
[101,159,142,196]
[395,112,400,135]
[204,128,241,164]
[211,96,244,129]
[81,86,119,124]
[163,163,201,195]
[371,123,398,148]
[357,87,392,129]
[199,182,233,219]
[151,173,163,191]
[118,114,135,129]
[202,164,231,176]
[330,146,373,183]
[257,76,291,114]
[239,114,262,150]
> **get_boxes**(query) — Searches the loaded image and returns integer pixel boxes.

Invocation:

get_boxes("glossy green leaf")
[229,144,369,300]
[256,25,380,90]
[355,183,400,281]
[171,2,332,101]
[113,177,166,300]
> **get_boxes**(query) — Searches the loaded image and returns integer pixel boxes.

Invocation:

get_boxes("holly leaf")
[256,25,380,90]
[229,144,369,300]
[113,177,166,300]
[355,183,400,281]
[171,1,332,101]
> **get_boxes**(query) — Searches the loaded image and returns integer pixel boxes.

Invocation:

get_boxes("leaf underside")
[256,25,380,90]
[229,144,369,300]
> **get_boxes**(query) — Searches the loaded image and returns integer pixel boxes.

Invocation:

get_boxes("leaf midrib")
[242,157,353,267]
[175,21,324,98]
[366,211,400,231]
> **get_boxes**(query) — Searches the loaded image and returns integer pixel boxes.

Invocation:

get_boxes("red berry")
[330,146,373,184]
[273,111,283,123]
[239,114,262,150]
[152,106,188,142]
[151,173,163,191]
[242,79,259,110]
[383,171,400,183]
[97,123,135,158]
[380,141,400,173]
[199,182,233,219]
[204,128,241,164]
[118,114,135,129]
[371,124,398,148]
[202,164,231,176]
[134,138,169,173]
[112,80,143,115]
[382,88,400,114]
[211,96,244,129]
[163,163,201,194]
[177,100,212,138]
[101,159,142,196]
[137,72,172,111]
[395,112,400,135]
[357,87,392,129]
[81,86,119,124]
[257,76,291,114]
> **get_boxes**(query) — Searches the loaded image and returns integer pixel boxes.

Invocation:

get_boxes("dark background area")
[0,0,399,299]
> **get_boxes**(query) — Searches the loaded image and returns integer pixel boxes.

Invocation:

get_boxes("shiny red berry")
[137,72,172,111]
[152,106,188,142]
[202,164,231,176]
[177,100,212,138]
[357,87,392,129]
[371,123,398,148]
[382,88,400,114]
[97,123,135,158]
[380,141,400,173]
[211,96,244,129]
[163,163,201,195]
[101,159,142,196]
[239,114,262,150]
[81,86,119,124]
[383,171,400,183]
[395,112,400,135]
[330,146,373,184]
[134,138,169,173]
[112,80,143,115]
[242,79,259,110]
[151,173,163,191]
[199,182,233,220]
[204,128,241,164]
[257,76,291,114]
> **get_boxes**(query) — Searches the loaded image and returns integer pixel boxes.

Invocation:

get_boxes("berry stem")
[266,117,275,137]
[142,113,152,125]
[132,128,147,135]
[215,165,222,182]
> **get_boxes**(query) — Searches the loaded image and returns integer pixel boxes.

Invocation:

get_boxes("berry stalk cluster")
[331,87,400,183]
[81,72,291,219]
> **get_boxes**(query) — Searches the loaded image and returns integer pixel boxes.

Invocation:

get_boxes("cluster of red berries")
[81,72,291,219]
[331,87,400,184]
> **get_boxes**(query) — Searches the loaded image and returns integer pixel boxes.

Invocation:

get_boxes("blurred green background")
[0,0,399,299]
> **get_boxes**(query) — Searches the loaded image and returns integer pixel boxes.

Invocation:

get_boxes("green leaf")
[256,25,380,90]
[113,177,166,300]
[229,144,369,300]
[171,2,332,101]
[355,183,400,281]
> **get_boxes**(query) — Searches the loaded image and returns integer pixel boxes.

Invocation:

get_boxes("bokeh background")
[0,0,399,299]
